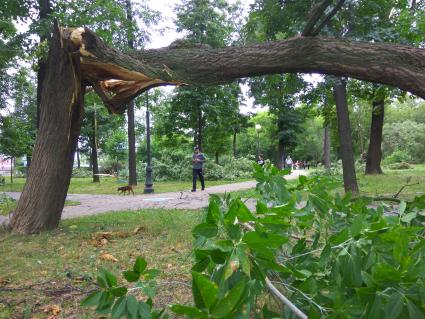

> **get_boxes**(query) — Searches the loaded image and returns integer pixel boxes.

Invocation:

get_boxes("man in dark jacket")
[191,146,206,192]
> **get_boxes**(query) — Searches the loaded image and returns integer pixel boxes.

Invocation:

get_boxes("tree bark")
[332,78,359,194]
[365,100,384,174]
[232,131,237,158]
[36,0,51,130]
[277,141,284,169]
[323,125,331,169]
[69,28,425,114]
[126,0,137,186]
[10,24,85,234]
[127,99,137,185]
[76,148,81,169]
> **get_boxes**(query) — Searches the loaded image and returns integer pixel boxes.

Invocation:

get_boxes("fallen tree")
[10,25,425,233]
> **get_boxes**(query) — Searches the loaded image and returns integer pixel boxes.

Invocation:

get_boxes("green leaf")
[329,228,349,245]
[350,214,364,237]
[399,201,407,215]
[192,257,210,272]
[81,291,103,307]
[401,212,417,223]
[192,271,218,310]
[207,201,220,224]
[192,223,218,238]
[142,269,160,280]
[235,199,256,222]
[407,299,425,319]
[243,231,288,250]
[111,287,127,297]
[170,305,207,318]
[211,280,246,317]
[104,269,118,288]
[224,250,239,281]
[133,256,147,273]
[138,301,152,319]
[97,269,108,288]
[256,200,268,214]
[385,292,403,319]
[123,270,140,282]
[236,245,250,276]
[111,296,127,319]
[126,295,138,319]
[318,244,331,267]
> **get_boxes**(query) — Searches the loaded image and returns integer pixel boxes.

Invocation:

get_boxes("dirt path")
[2,170,306,223]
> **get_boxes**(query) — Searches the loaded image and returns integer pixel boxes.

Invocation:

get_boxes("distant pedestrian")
[257,154,265,166]
[191,146,206,192]
[285,155,293,170]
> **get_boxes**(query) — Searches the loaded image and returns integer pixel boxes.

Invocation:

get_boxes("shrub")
[384,149,411,164]
[72,168,93,178]
[388,162,411,170]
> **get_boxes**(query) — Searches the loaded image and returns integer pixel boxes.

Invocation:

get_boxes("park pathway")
[1,170,306,223]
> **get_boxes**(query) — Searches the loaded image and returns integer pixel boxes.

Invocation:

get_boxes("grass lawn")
[0,198,80,216]
[0,177,252,195]
[0,209,202,318]
[356,164,425,200]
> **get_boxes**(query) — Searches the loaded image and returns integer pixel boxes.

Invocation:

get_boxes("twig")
[242,223,308,319]
[310,0,346,36]
[393,182,419,199]
[265,278,307,319]
[302,0,332,36]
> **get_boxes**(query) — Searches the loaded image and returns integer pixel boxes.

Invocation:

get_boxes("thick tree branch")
[65,27,425,113]
[310,0,346,36]
[302,0,332,36]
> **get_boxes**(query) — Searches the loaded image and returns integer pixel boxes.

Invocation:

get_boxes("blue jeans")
[192,169,205,190]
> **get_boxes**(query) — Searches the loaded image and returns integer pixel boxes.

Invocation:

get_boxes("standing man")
[192,146,206,192]
[285,155,293,170]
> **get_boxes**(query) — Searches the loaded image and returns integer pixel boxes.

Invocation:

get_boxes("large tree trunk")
[36,0,51,130]
[127,100,137,185]
[126,0,137,186]
[10,24,85,234]
[277,141,284,169]
[323,125,331,169]
[332,78,359,195]
[232,131,237,158]
[365,100,384,174]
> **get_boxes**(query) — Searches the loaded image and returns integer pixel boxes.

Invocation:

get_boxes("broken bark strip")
[10,24,85,234]
[66,28,425,113]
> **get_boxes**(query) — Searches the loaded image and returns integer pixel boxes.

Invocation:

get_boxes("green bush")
[388,162,411,170]
[384,149,412,164]
[72,168,93,178]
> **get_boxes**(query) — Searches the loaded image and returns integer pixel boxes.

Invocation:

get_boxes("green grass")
[355,164,425,200]
[0,208,203,318]
[0,198,81,216]
[0,177,252,195]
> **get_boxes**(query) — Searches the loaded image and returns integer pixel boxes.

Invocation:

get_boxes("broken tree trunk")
[10,25,425,233]
[10,25,85,234]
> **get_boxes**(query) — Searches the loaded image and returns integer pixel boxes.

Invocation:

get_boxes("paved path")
[1,170,306,223]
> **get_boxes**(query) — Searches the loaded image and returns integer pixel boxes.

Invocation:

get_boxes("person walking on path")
[191,146,206,192]
[285,155,293,170]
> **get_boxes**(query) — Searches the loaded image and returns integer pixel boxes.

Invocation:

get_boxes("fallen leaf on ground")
[99,253,118,262]
[42,304,61,316]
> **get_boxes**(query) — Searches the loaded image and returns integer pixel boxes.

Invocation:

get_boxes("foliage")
[72,168,94,178]
[387,162,411,170]
[81,257,163,318]
[0,193,16,216]
[382,120,425,163]
[84,164,425,318]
